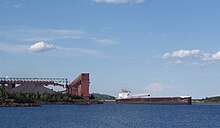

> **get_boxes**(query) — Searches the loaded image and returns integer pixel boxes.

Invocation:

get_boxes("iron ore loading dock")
[0,73,90,100]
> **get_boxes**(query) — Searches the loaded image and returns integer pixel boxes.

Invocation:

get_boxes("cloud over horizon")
[162,49,201,59]
[29,42,56,53]
[91,0,144,4]
[161,49,220,66]
[211,51,220,60]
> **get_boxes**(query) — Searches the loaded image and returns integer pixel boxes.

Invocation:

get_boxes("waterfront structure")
[67,73,90,100]
[0,73,90,99]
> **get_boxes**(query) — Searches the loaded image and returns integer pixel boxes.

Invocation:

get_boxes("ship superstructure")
[117,90,150,99]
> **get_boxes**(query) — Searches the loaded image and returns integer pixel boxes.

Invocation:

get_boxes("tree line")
[0,87,83,103]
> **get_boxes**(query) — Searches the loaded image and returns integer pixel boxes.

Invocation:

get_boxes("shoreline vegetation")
[90,93,115,101]
[0,87,102,107]
[192,96,220,104]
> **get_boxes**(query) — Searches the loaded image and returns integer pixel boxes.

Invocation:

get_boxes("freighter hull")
[115,97,192,105]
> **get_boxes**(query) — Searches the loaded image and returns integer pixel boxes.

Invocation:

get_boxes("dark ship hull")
[115,97,192,105]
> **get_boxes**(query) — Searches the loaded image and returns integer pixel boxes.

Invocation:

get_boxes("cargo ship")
[115,90,191,105]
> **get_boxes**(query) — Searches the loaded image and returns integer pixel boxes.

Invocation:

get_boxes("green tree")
[0,87,5,102]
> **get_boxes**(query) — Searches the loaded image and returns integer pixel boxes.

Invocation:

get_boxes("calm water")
[0,102,220,128]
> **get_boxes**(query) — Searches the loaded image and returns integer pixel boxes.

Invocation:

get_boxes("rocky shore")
[0,101,39,107]
[38,99,103,105]
[0,99,103,107]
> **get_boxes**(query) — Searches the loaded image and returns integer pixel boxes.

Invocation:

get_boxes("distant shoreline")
[192,101,220,104]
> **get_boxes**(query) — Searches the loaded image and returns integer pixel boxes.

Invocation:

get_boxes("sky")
[1,0,220,98]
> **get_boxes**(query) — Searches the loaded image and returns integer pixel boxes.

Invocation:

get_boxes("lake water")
[0,102,220,128]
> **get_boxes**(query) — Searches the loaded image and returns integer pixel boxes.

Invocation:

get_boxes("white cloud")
[200,53,211,61]
[211,51,220,60]
[91,0,144,4]
[162,49,220,61]
[161,49,220,66]
[162,53,171,59]
[96,38,118,45]
[162,49,201,59]
[29,42,56,53]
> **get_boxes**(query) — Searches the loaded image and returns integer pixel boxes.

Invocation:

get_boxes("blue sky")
[1,0,220,98]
